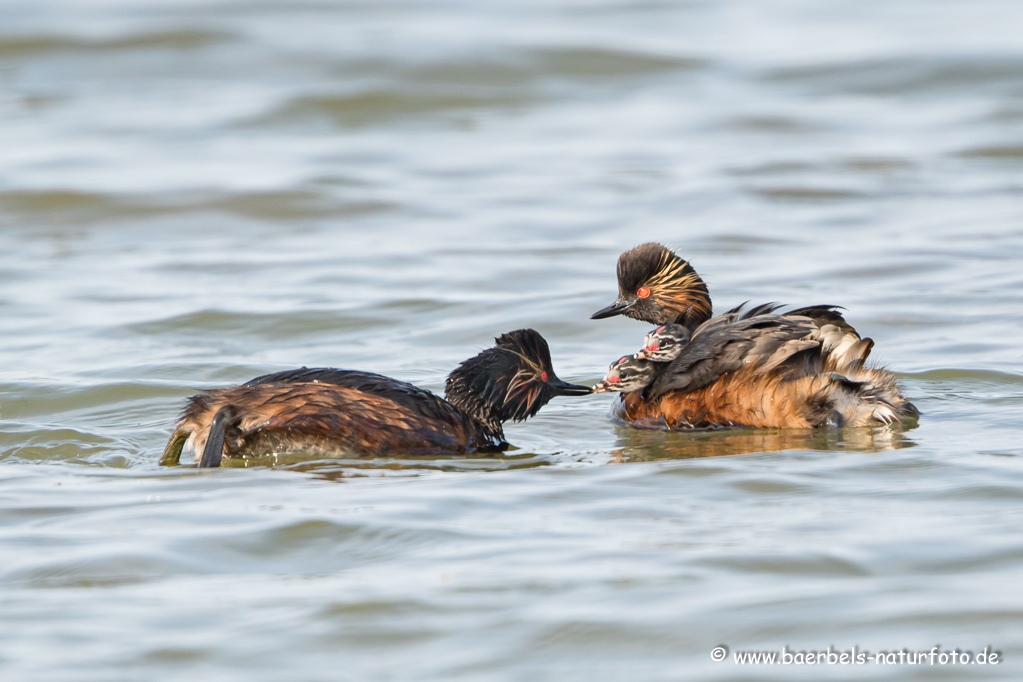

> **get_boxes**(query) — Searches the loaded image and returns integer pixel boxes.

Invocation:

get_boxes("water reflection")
[610,424,917,462]
[226,450,554,478]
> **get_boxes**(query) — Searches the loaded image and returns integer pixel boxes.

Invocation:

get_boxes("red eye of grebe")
[541,371,548,382]
[637,286,650,298]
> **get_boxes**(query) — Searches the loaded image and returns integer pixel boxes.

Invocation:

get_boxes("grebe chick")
[592,355,658,394]
[591,243,917,429]
[636,324,692,362]
[160,329,590,468]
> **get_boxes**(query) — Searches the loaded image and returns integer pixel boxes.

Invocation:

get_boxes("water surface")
[2,0,1023,680]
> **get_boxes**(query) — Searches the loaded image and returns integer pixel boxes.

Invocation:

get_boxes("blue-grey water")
[2,1,1023,680]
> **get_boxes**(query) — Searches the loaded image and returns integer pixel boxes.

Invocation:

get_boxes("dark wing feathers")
[245,367,457,425]
[246,367,363,386]
[647,304,870,400]
[785,305,857,335]
[741,302,785,319]
[647,319,758,397]
[721,301,784,320]
[724,301,749,316]
[225,383,477,455]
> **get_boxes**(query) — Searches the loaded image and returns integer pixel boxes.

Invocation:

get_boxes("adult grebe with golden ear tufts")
[591,243,917,430]
[160,329,591,468]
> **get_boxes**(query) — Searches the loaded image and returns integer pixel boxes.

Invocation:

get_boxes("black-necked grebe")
[160,329,590,467]
[591,243,917,429]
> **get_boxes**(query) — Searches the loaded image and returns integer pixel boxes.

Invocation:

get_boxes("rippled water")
[3,0,1023,679]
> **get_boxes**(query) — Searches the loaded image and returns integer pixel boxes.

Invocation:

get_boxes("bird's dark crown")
[444,329,587,439]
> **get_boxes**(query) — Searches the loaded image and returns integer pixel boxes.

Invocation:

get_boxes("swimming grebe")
[591,243,917,429]
[160,329,591,467]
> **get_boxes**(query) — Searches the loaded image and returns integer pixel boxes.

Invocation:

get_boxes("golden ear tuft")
[645,253,711,320]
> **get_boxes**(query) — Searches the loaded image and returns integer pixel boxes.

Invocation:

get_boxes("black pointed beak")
[549,377,593,396]
[590,298,632,320]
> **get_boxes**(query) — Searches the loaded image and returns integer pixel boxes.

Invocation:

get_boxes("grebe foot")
[159,430,188,466]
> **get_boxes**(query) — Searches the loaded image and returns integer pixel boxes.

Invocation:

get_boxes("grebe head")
[592,355,659,393]
[445,329,591,434]
[636,323,692,362]
[590,243,711,329]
